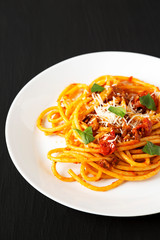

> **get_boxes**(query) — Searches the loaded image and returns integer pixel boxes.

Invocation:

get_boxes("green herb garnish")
[108,106,126,118]
[142,141,160,155]
[91,83,105,93]
[73,126,95,144]
[139,93,156,111]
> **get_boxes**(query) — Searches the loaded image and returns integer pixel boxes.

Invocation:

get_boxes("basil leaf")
[139,93,156,111]
[108,106,126,118]
[73,126,95,144]
[91,83,105,93]
[142,141,160,155]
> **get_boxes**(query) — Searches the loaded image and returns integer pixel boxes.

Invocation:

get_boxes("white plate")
[5,51,160,217]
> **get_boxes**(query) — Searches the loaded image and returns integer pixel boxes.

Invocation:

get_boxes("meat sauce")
[99,130,116,155]
[132,118,152,140]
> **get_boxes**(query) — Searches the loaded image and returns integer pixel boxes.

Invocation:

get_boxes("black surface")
[1,0,160,239]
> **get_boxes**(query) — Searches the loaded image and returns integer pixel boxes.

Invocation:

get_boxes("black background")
[1,0,160,239]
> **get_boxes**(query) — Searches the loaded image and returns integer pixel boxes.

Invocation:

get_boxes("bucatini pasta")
[37,75,160,191]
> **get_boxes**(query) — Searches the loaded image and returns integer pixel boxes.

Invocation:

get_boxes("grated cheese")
[94,103,123,127]
[91,89,153,137]
[104,85,110,90]
[108,135,118,143]
[103,133,117,142]
[92,93,103,105]
[127,96,136,113]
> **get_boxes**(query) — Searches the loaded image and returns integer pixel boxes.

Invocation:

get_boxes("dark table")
[1,0,160,239]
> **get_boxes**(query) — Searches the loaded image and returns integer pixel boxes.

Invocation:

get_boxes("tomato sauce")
[99,130,116,155]
[132,118,152,139]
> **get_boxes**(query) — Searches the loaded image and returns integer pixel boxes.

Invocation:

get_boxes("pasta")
[37,75,160,191]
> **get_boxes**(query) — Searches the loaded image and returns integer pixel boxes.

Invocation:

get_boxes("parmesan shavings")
[93,93,123,127]
[127,96,136,113]
[108,135,118,143]
[92,93,103,105]
[102,133,117,142]
[92,92,151,131]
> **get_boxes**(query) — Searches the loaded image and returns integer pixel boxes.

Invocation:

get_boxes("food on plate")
[37,75,160,191]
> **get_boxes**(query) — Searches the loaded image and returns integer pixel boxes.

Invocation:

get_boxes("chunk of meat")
[88,117,99,131]
[122,120,131,138]
[83,115,91,124]
[99,130,116,155]
[112,86,126,98]
[99,157,119,169]
[99,160,110,169]
[132,118,152,140]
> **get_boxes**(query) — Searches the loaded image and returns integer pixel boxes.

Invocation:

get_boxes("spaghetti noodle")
[37,75,160,191]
